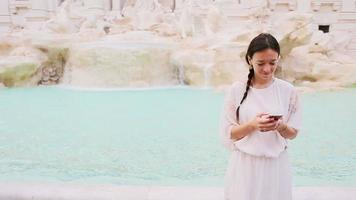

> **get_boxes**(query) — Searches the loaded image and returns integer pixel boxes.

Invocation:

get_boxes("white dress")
[219,77,302,200]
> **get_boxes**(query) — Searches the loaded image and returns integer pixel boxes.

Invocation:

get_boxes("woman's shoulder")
[274,78,297,92]
[224,81,246,99]
[230,80,247,92]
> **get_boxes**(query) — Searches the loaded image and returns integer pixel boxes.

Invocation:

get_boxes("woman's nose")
[262,65,272,73]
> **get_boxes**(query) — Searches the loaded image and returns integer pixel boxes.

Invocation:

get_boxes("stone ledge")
[0,182,355,200]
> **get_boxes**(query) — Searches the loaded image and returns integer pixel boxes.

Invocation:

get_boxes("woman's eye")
[258,64,264,66]
[270,63,276,65]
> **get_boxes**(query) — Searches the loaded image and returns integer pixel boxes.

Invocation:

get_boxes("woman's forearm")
[277,123,298,139]
[230,121,256,141]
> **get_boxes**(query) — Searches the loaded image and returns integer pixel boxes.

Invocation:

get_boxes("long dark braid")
[235,33,280,122]
[236,68,254,122]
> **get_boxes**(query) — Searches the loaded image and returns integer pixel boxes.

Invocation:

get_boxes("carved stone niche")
[9,0,31,15]
[311,0,342,12]
[269,0,297,11]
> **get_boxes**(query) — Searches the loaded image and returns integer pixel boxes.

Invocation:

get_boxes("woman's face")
[249,48,279,82]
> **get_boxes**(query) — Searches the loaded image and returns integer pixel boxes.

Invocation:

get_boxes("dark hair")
[236,33,280,122]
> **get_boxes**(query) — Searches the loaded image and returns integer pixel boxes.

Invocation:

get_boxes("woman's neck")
[251,76,275,89]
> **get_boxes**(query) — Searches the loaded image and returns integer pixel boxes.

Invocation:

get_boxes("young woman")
[220,33,302,200]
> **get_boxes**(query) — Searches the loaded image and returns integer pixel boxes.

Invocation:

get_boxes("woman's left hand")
[273,119,284,131]
[259,115,280,132]
[261,117,283,132]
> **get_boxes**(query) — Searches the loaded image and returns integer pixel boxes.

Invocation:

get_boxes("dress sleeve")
[285,88,302,133]
[219,85,239,151]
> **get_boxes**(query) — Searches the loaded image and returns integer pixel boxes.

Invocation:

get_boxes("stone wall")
[1,0,355,56]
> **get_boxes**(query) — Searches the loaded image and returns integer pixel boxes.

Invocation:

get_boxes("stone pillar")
[0,0,10,15]
[311,0,341,12]
[341,0,356,12]
[175,0,185,10]
[112,0,121,10]
[30,0,50,15]
[47,0,59,13]
[112,0,126,16]
[269,0,297,11]
[83,0,106,16]
[26,0,59,18]
[240,0,267,7]
[296,0,311,12]
[0,0,11,33]
[158,0,176,11]
[103,0,112,11]
[25,0,51,29]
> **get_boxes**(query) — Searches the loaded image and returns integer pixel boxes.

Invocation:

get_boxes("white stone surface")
[0,182,355,200]
[0,0,355,89]
[62,39,179,87]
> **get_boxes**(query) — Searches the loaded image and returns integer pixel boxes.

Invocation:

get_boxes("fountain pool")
[0,86,355,187]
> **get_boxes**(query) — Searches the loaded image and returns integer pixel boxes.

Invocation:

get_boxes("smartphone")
[268,114,282,121]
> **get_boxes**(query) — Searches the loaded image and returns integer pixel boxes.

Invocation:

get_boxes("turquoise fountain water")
[0,87,355,186]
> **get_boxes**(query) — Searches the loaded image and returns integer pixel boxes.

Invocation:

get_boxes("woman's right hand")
[249,113,278,132]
